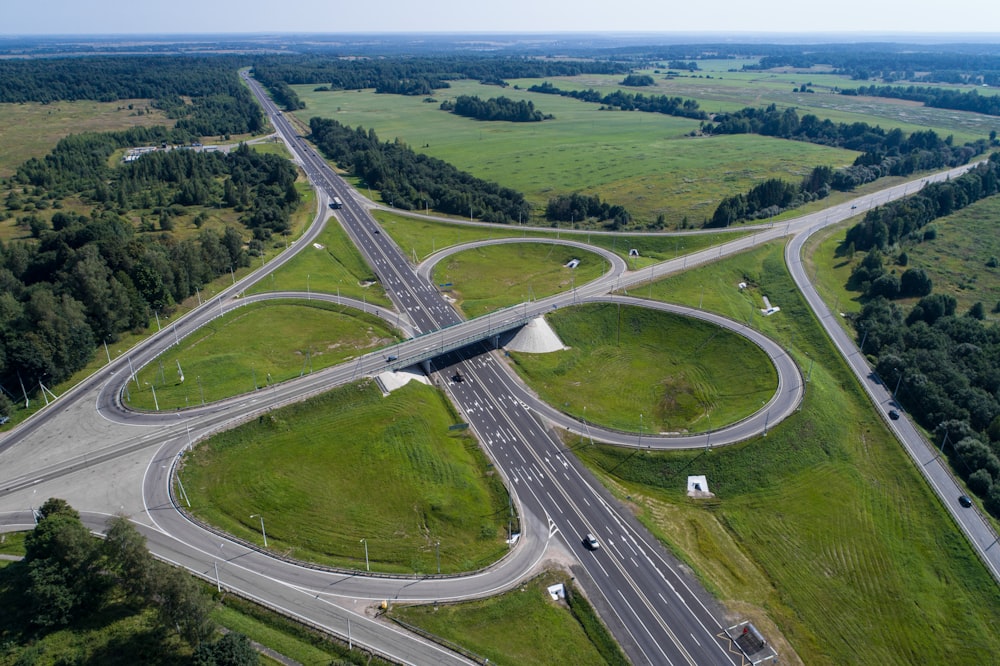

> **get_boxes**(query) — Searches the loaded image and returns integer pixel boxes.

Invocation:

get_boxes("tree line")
[704,107,988,226]
[528,81,707,119]
[309,117,531,223]
[842,84,1000,118]
[545,193,632,229]
[1,498,258,664]
[441,95,553,122]
[743,45,1000,86]
[0,56,263,138]
[843,155,1000,518]
[0,134,299,415]
[251,55,629,98]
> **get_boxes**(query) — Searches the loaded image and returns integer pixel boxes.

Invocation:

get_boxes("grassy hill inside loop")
[180,379,511,574]
[508,304,778,434]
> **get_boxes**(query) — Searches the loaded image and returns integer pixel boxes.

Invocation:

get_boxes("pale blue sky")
[5,0,1000,36]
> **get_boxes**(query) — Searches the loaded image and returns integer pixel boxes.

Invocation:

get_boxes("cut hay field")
[431,243,608,317]
[181,379,510,573]
[294,81,859,227]
[575,241,1000,665]
[509,304,777,434]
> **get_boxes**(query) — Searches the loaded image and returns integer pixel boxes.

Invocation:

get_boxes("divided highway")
[1,70,996,666]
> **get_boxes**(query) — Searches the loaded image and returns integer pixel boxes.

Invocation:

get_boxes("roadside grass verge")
[212,595,393,666]
[389,570,625,666]
[125,300,399,410]
[295,81,859,227]
[180,379,511,573]
[574,241,1000,665]
[247,212,392,306]
[432,243,608,317]
[376,208,749,267]
[509,304,777,434]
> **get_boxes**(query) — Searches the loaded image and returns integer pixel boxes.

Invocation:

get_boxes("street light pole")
[436,540,441,574]
[361,538,369,572]
[250,514,267,548]
[893,369,904,401]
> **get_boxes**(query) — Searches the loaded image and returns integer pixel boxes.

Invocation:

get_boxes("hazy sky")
[6,0,1000,36]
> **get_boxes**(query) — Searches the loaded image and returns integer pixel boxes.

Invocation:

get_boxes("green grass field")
[294,81,860,227]
[375,208,752,267]
[508,304,777,434]
[180,379,511,573]
[432,243,608,317]
[389,571,625,666]
[0,99,172,178]
[247,212,392,306]
[573,241,1000,665]
[812,194,1000,323]
[125,300,399,410]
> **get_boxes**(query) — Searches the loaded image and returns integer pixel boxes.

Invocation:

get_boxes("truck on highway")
[330,196,344,209]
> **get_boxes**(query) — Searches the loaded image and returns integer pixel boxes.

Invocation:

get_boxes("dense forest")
[0,498,258,664]
[528,82,707,119]
[441,95,553,122]
[0,56,263,138]
[309,117,530,223]
[705,107,988,226]
[251,55,630,98]
[0,133,298,414]
[842,155,1000,518]
[842,84,1000,118]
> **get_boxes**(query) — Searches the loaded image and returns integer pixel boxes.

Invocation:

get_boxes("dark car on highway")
[889,410,900,420]
[959,495,973,508]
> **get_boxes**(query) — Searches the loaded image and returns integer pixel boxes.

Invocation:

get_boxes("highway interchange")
[1,71,998,664]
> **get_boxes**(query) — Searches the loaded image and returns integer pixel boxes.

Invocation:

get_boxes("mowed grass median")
[181,379,511,573]
[509,304,777,434]
[432,243,608,317]
[574,241,1000,665]
[126,300,400,410]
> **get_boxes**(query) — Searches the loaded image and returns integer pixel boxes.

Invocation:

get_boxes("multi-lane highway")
[1,70,997,666]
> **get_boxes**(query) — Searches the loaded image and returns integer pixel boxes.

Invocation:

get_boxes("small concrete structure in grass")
[565,258,580,269]
[687,475,714,499]
[760,296,780,316]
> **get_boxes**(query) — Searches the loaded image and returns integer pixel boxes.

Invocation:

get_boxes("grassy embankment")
[125,300,399,411]
[389,570,627,666]
[509,304,777,434]
[180,380,511,574]
[431,243,607,317]
[572,241,1000,665]
[375,208,751,269]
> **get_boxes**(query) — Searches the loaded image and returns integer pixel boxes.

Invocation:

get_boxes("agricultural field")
[126,300,399,410]
[294,80,860,227]
[509,304,777,434]
[389,571,626,666]
[574,241,1000,665]
[431,243,608,317]
[0,99,171,177]
[181,379,511,573]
